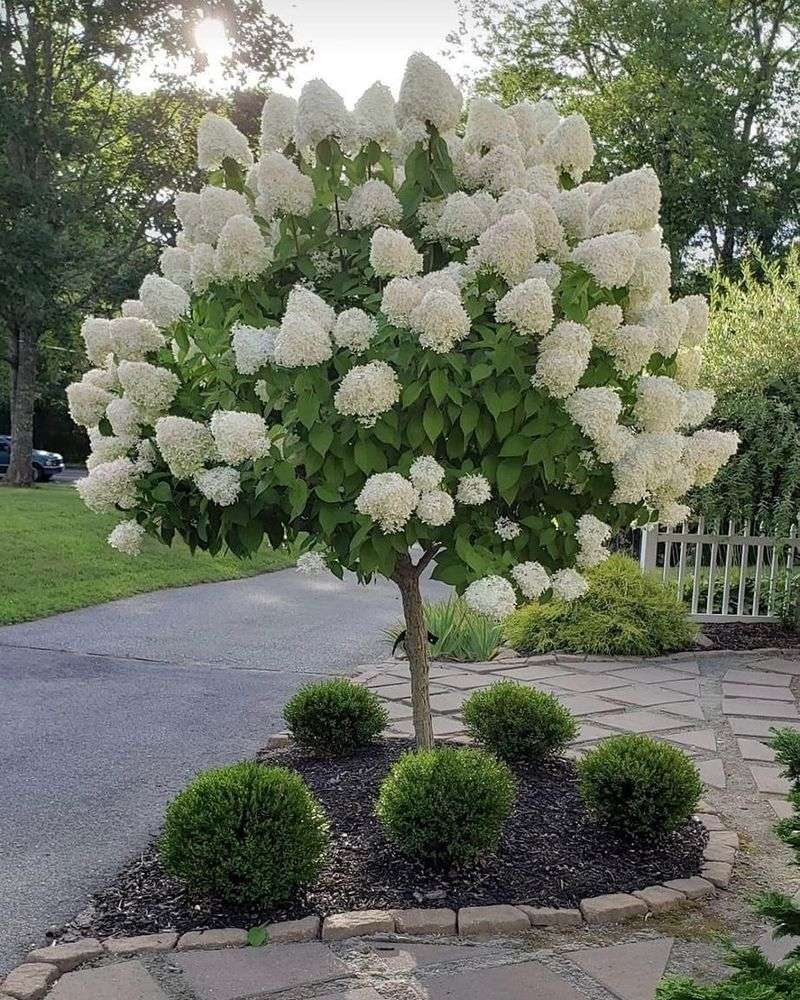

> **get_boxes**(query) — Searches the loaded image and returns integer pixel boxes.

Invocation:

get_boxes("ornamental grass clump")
[160,762,328,906]
[68,52,737,750]
[463,680,578,762]
[376,747,516,867]
[283,677,388,755]
[577,734,703,838]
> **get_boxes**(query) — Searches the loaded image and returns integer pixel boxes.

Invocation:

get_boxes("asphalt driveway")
[0,568,447,973]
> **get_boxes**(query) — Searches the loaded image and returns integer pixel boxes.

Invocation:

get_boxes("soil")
[697,622,800,651]
[55,740,707,942]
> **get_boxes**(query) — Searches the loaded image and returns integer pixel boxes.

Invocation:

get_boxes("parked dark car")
[0,435,65,481]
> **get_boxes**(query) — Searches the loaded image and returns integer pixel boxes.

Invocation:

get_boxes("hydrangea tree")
[67,53,738,748]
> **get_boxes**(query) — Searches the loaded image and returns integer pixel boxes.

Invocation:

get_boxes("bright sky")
[267,0,471,104]
[136,1,476,104]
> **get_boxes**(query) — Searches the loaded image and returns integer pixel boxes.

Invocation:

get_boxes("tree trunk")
[393,555,434,749]
[6,325,37,487]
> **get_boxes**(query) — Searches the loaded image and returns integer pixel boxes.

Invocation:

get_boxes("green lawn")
[0,484,295,624]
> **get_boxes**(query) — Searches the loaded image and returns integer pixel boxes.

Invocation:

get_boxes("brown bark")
[6,324,37,486]
[392,552,434,749]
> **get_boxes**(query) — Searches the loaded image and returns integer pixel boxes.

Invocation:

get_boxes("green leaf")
[497,460,522,500]
[422,401,444,442]
[247,926,268,947]
[460,401,480,437]
[315,484,341,502]
[151,481,172,503]
[354,438,387,474]
[471,363,493,383]
[296,390,320,429]
[287,479,309,517]
[430,369,448,405]
[309,423,334,457]
[499,434,529,457]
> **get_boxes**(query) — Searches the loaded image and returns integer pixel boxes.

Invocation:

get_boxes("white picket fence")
[639,518,800,622]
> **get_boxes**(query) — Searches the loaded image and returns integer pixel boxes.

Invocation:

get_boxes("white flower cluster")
[353,82,397,145]
[107,519,146,556]
[155,416,214,478]
[260,93,297,152]
[369,227,423,278]
[495,516,521,540]
[463,575,517,619]
[334,360,400,426]
[214,215,271,282]
[194,466,241,506]
[177,186,251,246]
[410,455,445,491]
[575,513,611,569]
[356,472,419,533]
[197,112,253,171]
[138,274,190,329]
[472,211,538,285]
[409,288,470,353]
[397,52,463,134]
[345,180,402,229]
[572,232,640,288]
[85,431,129,470]
[106,396,144,438]
[416,489,455,526]
[333,308,376,354]
[495,278,553,336]
[256,153,315,219]
[118,361,178,414]
[66,378,113,428]
[231,323,276,374]
[533,321,592,399]
[610,428,739,520]
[107,317,165,361]
[456,473,491,505]
[160,246,192,289]
[209,410,270,464]
[588,167,661,236]
[295,78,353,149]
[551,567,589,601]
[296,551,328,574]
[511,561,550,599]
[81,317,114,365]
[274,285,335,368]
[76,457,138,513]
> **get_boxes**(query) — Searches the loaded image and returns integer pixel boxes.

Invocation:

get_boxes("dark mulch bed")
[697,622,800,651]
[57,740,707,943]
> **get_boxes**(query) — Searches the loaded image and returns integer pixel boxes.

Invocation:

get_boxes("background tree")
[0,0,307,485]
[454,0,800,283]
[691,249,800,534]
[67,56,738,748]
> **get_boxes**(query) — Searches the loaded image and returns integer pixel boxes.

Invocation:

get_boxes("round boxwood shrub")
[283,678,388,755]
[577,734,703,837]
[462,680,578,763]
[376,746,516,868]
[160,762,328,906]
[503,555,697,657]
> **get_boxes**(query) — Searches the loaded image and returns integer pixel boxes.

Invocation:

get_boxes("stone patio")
[355,648,800,817]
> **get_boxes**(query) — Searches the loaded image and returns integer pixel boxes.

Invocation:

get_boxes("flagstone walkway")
[355,648,800,818]
[4,930,686,1000]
